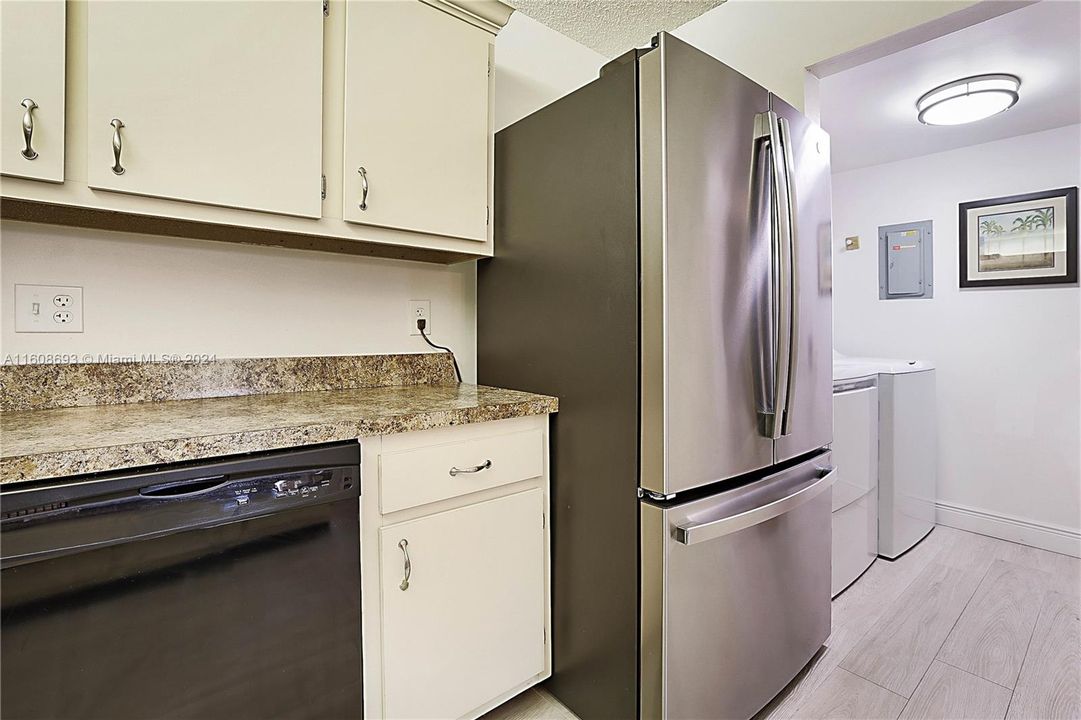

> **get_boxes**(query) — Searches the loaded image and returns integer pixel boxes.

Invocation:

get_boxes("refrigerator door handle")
[753,110,794,440]
[777,115,799,436]
[674,467,835,545]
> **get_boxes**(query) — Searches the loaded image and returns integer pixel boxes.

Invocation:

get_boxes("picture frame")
[959,186,1078,288]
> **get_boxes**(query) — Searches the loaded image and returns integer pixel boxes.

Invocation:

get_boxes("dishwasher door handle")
[140,476,229,497]
[1,463,359,569]
[675,468,835,545]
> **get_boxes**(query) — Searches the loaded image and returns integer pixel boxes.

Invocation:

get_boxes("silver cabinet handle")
[110,118,125,175]
[397,539,411,591]
[20,99,39,160]
[357,166,368,210]
[449,459,492,477]
[675,468,835,545]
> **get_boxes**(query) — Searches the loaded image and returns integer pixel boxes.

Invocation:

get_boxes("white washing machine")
[831,361,880,596]
[836,354,938,561]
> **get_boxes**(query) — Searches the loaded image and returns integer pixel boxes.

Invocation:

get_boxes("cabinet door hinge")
[320,174,326,200]
[322,0,329,17]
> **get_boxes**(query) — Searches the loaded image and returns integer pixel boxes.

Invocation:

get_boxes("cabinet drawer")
[380,430,543,513]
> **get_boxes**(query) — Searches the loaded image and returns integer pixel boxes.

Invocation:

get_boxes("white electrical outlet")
[15,284,84,333]
[409,300,431,336]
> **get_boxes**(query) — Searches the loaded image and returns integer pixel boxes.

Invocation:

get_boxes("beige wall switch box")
[844,236,860,251]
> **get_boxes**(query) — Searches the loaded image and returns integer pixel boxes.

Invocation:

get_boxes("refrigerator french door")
[771,94,834,464]
[639,34,832,499]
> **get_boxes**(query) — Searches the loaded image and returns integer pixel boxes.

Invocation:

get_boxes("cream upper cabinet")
[85,1,324,218]
[1,0,65,183]
[379,488,546,719]
[343,0,492,241]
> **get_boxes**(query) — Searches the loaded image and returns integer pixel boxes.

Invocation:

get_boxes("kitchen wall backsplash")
[0,352,458,412]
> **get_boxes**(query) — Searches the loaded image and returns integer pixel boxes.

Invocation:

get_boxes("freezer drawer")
[640,451,834,719]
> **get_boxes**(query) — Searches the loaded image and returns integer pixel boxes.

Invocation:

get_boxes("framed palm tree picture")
[959,186,1077,288]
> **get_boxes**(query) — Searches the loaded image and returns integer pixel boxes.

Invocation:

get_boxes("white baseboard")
[935,500,1081,558]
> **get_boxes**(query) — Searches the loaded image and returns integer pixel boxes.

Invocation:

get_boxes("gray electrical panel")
[879,220,933,299]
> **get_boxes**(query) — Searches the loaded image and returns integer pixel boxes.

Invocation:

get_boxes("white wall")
[673,0,976,111]
[1,13,603,378]
[832,125,1081,547]
[494,12,605,131]
[0,221,480,377]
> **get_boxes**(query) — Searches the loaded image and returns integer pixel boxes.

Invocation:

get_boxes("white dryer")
[831,360,880,596]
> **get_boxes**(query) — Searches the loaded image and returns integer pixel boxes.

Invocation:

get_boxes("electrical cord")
[417,318,462,383]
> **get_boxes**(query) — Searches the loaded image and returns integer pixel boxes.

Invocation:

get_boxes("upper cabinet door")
[1,0,65,182]
[86,1,323,218]
[343,0,491,241]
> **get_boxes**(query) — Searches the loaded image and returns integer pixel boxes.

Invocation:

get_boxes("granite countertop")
[1,382,558,484]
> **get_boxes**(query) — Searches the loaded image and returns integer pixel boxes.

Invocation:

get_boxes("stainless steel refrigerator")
[478,33,835,720]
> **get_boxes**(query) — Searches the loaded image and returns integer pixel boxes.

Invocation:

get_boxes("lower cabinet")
[361,415,552,719]
[379,489,545,719]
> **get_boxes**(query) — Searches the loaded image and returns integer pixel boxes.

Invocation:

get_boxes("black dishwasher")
[1,443,362,720]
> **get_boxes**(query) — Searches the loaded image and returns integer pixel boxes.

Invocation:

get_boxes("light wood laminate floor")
[481,527,1080,720]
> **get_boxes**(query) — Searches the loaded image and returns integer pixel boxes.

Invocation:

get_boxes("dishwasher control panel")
[272,470,334,498]
[224,467,355,512]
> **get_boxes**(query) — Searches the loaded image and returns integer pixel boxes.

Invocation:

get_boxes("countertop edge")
[0,395,558,485]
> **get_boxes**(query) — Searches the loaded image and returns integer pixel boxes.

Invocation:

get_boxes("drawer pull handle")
[398,539,410,591]
[109,118,125,175]
[20,99,39,160]
[358,166,368,210]
[674,467,835,545]
[449,459,492,477]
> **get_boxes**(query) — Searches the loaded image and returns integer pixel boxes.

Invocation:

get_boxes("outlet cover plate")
[409,300,431,336]
[15,284,84,333]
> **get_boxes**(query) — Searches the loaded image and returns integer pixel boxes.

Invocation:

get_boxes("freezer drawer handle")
[674,468,835,545]
[449,459,492,477]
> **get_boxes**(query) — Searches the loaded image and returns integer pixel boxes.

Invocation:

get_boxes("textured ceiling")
[511,0,724,57]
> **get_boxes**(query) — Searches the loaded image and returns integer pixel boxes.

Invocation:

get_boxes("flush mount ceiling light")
[916,73,1021,126]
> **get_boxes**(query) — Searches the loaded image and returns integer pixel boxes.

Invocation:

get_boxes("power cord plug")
[417,318,463,383]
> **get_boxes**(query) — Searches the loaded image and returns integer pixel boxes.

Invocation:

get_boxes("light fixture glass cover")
[916,73,1020,125]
